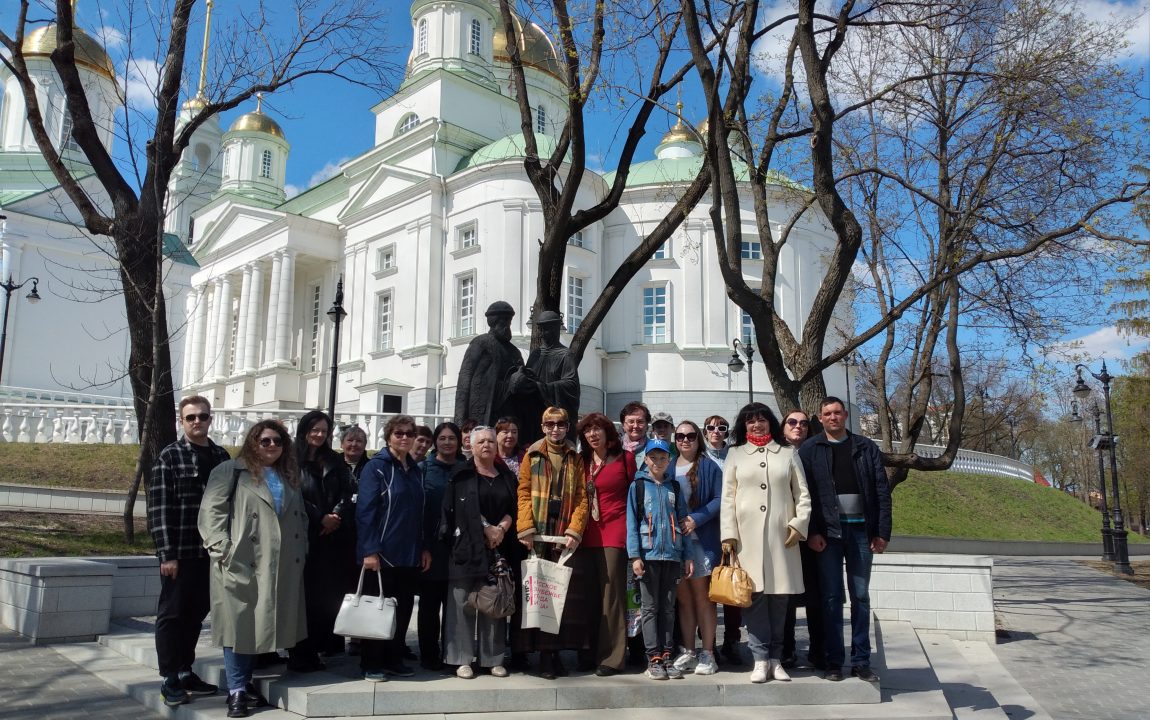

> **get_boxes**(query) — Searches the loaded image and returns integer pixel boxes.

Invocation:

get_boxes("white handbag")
[334,567,397,640]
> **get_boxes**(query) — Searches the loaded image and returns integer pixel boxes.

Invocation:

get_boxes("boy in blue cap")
[626,438,693,680]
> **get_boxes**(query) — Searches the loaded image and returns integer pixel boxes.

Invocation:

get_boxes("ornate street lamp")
[728,338,754,403]
[1071,399,1113,561]
[326,275,347,423]
[0,275,42,385]
[1073,362,1132,575]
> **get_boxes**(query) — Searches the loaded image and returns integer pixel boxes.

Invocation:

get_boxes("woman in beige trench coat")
[199,419,307,718]
[720,402,810,685]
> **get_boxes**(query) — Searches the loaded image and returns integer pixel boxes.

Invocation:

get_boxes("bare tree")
[1,0,397,538]
[497,0,713,357]
[682,0,1148,485]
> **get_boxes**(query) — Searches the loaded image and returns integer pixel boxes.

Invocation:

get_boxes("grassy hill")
[893,470,1147,543]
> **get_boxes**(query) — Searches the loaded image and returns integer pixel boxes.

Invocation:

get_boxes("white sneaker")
[771,660,791,681]
[694,650,718,675]
[456,665,475,679]
[672,649,698,672]
[490,665,508,678]
[750,660,770,683]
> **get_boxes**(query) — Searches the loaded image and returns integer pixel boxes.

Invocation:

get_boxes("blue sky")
[73,0,1150,375]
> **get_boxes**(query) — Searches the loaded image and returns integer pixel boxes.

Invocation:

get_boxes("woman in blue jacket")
[668,420,723,675]
[356,414,430,682]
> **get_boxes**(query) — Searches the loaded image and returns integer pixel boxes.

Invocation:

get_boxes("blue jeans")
[222,647,255,693]
[816,521,873,668]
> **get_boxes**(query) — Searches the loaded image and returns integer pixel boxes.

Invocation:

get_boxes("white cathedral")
[1,0,848,424]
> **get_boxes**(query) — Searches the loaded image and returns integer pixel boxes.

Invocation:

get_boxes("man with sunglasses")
[149,396,232,707]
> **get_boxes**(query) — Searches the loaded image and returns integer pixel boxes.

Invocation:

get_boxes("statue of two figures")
[453,301,579,445]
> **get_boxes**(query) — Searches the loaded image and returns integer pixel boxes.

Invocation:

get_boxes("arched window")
[397,113,419,136]
[60,111,80,153]
[417,19,428,56]
[260,149,273,179]
[536,105,547,133]
[222,147,231,179]
[469,19,481,55]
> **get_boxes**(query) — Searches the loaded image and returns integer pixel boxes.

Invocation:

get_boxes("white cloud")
[306,158,349,188]
[93,26,126,51]
[284,184,301,199]
[120,58,161,112]
[1050,325,1146,362]
[1079,0,1150,60]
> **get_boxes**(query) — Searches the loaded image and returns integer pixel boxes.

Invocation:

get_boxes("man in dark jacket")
[149,396,231,706]
[798,397,891,684]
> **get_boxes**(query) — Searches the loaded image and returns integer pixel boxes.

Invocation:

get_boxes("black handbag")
[466,552,517,619]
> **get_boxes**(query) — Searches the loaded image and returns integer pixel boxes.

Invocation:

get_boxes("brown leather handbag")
[708,549,754,607]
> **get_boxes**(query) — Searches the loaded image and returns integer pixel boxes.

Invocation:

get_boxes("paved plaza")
[0,555,1146,720]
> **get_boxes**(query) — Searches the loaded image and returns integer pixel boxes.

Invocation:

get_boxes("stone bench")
[871,553,994,643]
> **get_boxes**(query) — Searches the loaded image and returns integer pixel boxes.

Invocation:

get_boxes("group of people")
[148,392,891,716]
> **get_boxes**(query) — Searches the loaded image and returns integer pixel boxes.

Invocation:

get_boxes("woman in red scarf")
[719,402,811,684]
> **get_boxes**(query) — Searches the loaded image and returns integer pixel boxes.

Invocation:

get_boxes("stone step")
[952,639,1054,720]
[919,633,1009,719]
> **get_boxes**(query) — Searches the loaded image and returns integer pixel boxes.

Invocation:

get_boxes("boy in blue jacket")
[626,439,693,680]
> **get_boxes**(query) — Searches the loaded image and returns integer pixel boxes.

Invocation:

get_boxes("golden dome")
[493,14,563,80]
[228,110,285,140]
[696,118,709,136]
[22,24,116,81]
[182,94,208,113]
[661,103,699,145]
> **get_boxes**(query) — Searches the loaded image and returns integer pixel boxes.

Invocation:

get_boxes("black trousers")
[360,566,419,673]
[783,541,825,661]
[416,577,448,664]
[293,537,351,658]
[155,556,210,678]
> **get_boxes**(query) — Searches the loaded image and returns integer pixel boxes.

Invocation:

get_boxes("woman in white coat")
[199,419,308,718]
[720,402,810,684]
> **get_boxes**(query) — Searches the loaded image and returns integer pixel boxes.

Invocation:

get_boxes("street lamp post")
[0,275,42,385]
[325,275,347,423]
[728,338,754,404]
[1071,399,1113,561]
[1073,361,1132,575]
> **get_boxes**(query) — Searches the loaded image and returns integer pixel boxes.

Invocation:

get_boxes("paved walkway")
[991,556,1150,720]
[0,555,1145,720]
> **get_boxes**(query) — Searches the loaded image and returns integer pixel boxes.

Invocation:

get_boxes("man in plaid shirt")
[149,396,231,706]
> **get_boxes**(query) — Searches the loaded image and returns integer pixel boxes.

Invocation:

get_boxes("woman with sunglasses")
[703,416,730,469]
[357,415,432,682]
[669,420,723,676]
[198,420,306,718]
[416,421,466,671]
[516,406,589,679]
[574,412,636,677]
[779,410,825,672]
[720,402,811,684]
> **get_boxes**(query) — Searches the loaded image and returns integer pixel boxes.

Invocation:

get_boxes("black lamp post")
[1071,399,1113,561]
[325,275,347,423]
[1073,361,1132,575]
[0,275,42,385]
[728,338,754,403]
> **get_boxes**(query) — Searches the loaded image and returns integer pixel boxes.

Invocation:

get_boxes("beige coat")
[720,441,811,594]
[198,459,308,654]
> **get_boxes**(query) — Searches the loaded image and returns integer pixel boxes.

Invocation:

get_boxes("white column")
[188,285,209,382]
[242,261,264,372]
[233,265,253,373]
[262,252,283,368]
[273,250,296,365]
[211,274,234,380]
[202,280,220,379]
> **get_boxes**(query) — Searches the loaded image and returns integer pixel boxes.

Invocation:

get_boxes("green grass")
[0,512,152,558]
[893,470,1148,543]
[0,443,237,491]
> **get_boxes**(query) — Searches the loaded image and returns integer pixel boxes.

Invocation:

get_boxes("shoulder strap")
[225,466,242,535]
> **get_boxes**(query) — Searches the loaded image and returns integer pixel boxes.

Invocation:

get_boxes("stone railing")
[0,402,450,449]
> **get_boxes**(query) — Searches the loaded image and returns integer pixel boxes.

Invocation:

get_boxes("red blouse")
[581,451,636,549]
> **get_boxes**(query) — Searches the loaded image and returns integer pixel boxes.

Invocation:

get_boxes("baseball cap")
[651,411,674,426]
[644,438,673,455]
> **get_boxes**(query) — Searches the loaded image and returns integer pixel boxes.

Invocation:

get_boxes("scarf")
[747,433,772,447]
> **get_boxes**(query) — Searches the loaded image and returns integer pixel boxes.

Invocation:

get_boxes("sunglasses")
[543,421,569,429]
[184,412,211,423]
[674,432,698,442]
[785,418,811,427]
[258,436,284,447]
[392,429,416,438]
[705,424,728,433]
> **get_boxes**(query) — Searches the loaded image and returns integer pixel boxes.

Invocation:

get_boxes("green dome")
[602,156,804,191]
[456,133,560,172]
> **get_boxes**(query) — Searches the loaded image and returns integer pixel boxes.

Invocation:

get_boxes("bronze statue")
[454,301,528,426]
[515,310,581,443]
